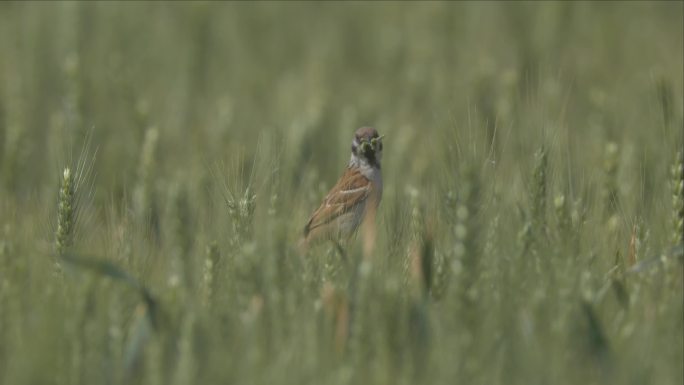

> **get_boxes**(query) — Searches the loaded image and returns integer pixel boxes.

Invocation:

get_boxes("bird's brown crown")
[354,127,379,142]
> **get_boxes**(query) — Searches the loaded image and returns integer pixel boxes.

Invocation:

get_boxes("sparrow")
[301,127,384,251]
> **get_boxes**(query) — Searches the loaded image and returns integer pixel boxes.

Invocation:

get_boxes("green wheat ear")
[55,167,75,272]
[672,150,683,246]
[530,146,548,232]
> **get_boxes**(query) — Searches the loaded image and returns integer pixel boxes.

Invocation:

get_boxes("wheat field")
[0,2,682,385]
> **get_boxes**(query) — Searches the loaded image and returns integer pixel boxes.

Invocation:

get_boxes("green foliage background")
[0,2,682,384]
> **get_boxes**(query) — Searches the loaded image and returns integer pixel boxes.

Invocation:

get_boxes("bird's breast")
[368,169,382,204]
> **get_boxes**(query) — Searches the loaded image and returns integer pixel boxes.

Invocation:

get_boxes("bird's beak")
[370,135,385,150]
[360,141,372,153]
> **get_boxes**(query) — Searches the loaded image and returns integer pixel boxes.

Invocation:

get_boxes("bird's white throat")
[349,153,382,185]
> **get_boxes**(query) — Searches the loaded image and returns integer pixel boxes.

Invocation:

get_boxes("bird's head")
[351,126,384,167]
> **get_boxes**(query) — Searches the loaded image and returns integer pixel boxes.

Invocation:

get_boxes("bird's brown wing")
[304,167,372,237]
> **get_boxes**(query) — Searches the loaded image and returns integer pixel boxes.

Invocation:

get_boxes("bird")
[300,126,384,254]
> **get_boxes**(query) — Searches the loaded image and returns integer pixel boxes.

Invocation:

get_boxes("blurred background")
[0,2,682,385]
[1,2,681,200]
